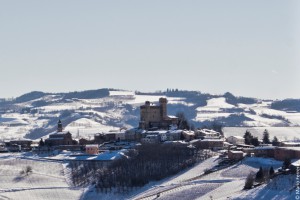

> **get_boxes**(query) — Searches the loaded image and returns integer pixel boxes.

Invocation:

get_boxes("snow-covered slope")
[125,157,285,200]
[0,89,300,140]
[0,153,82,200]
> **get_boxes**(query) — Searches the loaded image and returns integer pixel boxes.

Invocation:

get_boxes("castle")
[139,98,178,130]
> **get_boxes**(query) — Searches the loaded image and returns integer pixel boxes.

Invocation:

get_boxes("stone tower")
[159,98,167,120]
[57,119,63,132]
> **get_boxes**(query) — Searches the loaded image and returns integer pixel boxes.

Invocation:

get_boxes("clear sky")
[0,0,299,100]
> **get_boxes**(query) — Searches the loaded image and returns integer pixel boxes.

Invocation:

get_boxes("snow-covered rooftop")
[182,130,195,135]
[85,144,99,148]
[167,115,178,119]
[292,159,300,167]
[254,146,276,150]
[230,150,244,154]
[279,146,300,151]
[202,138,223,142]
[227,135,244,139]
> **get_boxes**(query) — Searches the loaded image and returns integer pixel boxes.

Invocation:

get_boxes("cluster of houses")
[223,135,300,161]
[1,97,300,164]
[0,121,224,155]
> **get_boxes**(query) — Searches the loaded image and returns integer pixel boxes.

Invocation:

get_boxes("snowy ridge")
[0,89,300,140]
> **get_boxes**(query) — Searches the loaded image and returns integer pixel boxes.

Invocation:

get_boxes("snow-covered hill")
[0,153,82,200]
[82,156,290,200]
[0,89,300,140]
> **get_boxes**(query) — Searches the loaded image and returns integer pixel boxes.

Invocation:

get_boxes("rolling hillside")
[0,89,300,140]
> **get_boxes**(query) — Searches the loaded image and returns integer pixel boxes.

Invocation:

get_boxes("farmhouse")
[228,150,244,160]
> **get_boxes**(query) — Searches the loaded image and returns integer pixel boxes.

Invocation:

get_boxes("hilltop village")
[1,97,300,164]
[1,98,219,154]
[1,97,300,199]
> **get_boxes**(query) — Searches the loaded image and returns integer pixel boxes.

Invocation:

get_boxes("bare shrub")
[25,165,33,175]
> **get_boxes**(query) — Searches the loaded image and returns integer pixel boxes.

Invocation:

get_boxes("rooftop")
[202,139,224,142]
[279,147,300,151]
[254,146,276,150]
[292,159,300,167]
[167,115,178,119]
[45,137,64,140]
[50,131,71,135]
[86,144,99,148]
[230,150,244,154]
[228,136,244,140]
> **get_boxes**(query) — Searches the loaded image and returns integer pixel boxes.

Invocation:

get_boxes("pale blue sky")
[0,0,299,99]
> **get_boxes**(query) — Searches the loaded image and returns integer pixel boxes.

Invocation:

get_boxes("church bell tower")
[57,119,63,132]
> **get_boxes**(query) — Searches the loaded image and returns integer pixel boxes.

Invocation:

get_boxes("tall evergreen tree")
[269,166,275,177]
[283,158,291,169]
[256,166,264,182]
[39,138,45,146]
[244,131,253,145]
[262,129,270,144]
[272,136,279,146]
[251,137,260,146]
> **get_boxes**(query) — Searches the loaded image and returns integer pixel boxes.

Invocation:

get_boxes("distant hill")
[15,91,47,103]
[0,88,299,140]
[271,99,300,112]
[61,88,109,100]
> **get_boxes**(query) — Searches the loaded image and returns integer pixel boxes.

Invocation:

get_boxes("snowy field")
[195,97,300,126]
[196,97,235,112]
[0,153,82,200]
[64,117,119,138]
[231,174,296,200]
[38,150,126,161]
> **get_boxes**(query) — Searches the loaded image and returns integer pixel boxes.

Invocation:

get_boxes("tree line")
[69,143,213,193]
[243,129,279,146]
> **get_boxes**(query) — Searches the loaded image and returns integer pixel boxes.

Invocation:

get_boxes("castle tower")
[57,119,63,132]
[159,98,167,119]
